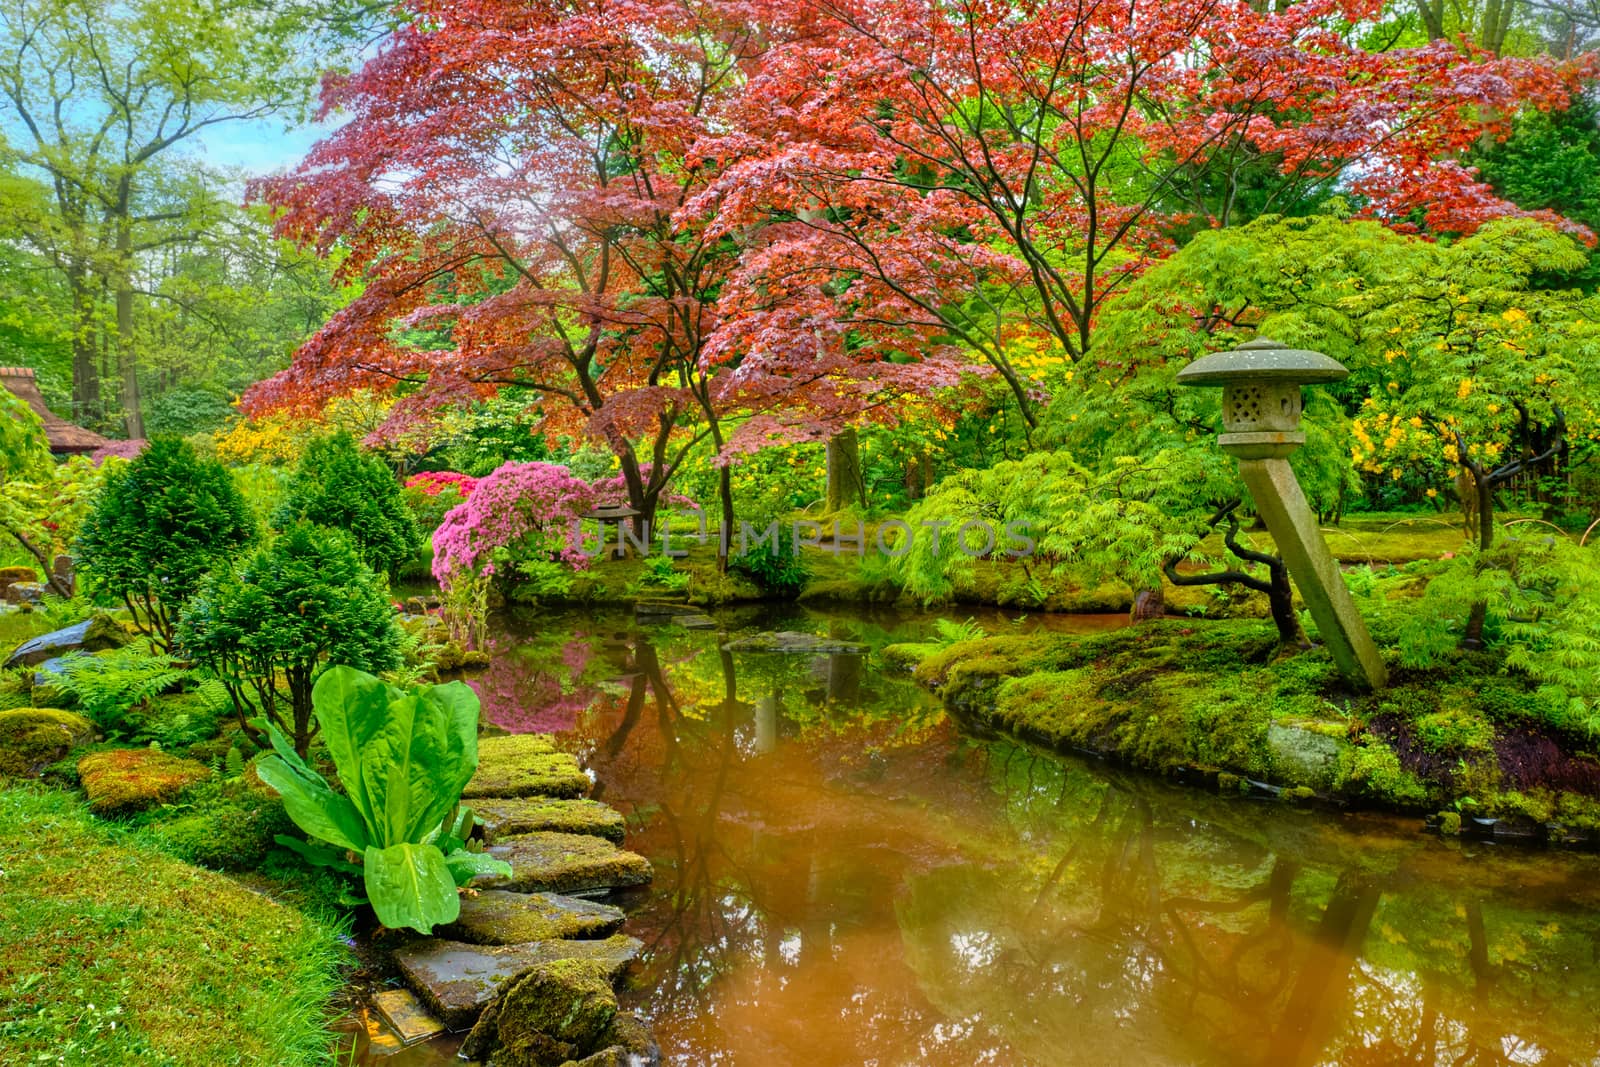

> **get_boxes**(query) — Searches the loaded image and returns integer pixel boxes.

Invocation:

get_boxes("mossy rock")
[0,565,37,585]
[440,889,625,945]
[142,786,291,870]
[474,832,652,895]
[473,797,627,844]
[466,735,588,800]
[461,958,618,1067]
[78,748,211,816]
[0,708,95,778]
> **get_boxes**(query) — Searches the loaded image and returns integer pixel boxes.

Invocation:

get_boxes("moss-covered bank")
[0,786,348,1065]
[894,620,1600,842]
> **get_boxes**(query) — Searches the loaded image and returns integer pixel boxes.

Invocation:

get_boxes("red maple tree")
[247,0,973,553]
[693,0,1597,429]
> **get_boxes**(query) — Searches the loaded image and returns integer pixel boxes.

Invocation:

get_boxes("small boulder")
[2,581,45,606]
[392,935,642,1029]
[4,614,130,669]
[460,959,617,1067]
[0,565,36,599]
[0,708,95,778]
[77,748,210,816]
[1267,721,1353,792]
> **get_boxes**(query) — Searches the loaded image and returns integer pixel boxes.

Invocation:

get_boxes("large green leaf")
[441,848,513,889]
[311,665,398,831]
[357,680,482,848]
[255,753,369,853]
[363,842,459,934]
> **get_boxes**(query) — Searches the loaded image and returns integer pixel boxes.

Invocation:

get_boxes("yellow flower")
[1426,487,1438,498]
[1457,378,1473,400]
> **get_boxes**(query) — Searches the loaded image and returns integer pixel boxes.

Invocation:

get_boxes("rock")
[370,988,446,1046]
[441,890,625,945]
[77,748,210,815]
[30,656,72,693]
[1267,721,1353,792]
[0,708,95,778]
[721,631,867,654]
[2,581,45,606]
[671,614,718,629]
[4,614,129,669]
[473,832,652,896]
[634,599,689,616]
[465,735,590,800]
[404,594,442,614]
[572,1012,662,1067]
[473,797,627,844]
[460,959,618,1066]
[0,565,36,601]
[391,934,642,1030]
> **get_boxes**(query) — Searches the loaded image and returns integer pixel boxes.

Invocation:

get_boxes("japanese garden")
[6,0,1600,1063]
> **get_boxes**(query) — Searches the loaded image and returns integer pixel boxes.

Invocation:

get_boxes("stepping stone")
[473,797,627,844]
[634,598,689,616]
[472,832,652,896]
[672,614,717,629]
[370,988,445,1046]
[441,890,625,945]
[465,734,590,799]
[392,934,642,1029]
[722,630,867,654]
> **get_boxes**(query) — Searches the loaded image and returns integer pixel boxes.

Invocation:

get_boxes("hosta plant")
[255,665,511,933]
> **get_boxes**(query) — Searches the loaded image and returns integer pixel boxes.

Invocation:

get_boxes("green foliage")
[932,617,986,648]
[276,432,420,578]
[733,540,810,597]
[144,386,237,436]
[638,554,691,592]
[77,436,256,649]
[138,772,293,871]
[1471,97,1600,258]
[54,643,189,734]
[177,522,404,756]
[254,666,512,933]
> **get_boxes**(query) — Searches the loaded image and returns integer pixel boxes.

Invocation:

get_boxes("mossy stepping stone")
[473,798,626,844]
[441,890,625,946]
[472,832,652,896]
[465,735,589,800]
[77,748,210,815]
[391,934,642,1030]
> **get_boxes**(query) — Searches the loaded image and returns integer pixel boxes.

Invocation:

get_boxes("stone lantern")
[1178,337,1387,690]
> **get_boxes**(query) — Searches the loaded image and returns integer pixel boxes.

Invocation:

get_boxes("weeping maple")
[695,0,1597,427]
[247,0,969,556]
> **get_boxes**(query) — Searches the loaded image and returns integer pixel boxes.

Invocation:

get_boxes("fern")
[55,641,191,734]
[932,617,986,648]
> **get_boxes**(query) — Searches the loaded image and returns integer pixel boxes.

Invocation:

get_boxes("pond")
[376,603,1600,1066]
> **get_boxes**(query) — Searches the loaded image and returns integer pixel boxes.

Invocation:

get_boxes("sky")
[186,116,337,184]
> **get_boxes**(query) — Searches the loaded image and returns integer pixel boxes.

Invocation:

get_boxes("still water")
[393,604,1600,1066]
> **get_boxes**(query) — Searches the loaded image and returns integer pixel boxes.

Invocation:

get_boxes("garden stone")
[77,748,210,815]
[722,631,867,654]
[4,614,129,669]
[370,988,445,1046]
[634,598,689,616]
[440,890,625,945]
[391,934,642,1030]
[671,614,718,629]
[473,797,627,844]
[459,958,617,1066]
[472,832,652,896]
[465,735,590,800]
[0,708,94,777]
[1267,722,1353,792]
[30,656,72,692]
[570,1013,662,1067]
[0,580,44,606]
[0,565,35,599]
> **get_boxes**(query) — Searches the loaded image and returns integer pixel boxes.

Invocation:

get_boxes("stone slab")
[441,889,625,946]
[473,797,626,844]
[370,988,445,1046]
[722,630,867,654]
[472,832,652,896]
[391,934,642,1030]
[465,734,590,800]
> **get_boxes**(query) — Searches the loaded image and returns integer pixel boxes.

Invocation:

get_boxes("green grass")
[0,785,349,1066]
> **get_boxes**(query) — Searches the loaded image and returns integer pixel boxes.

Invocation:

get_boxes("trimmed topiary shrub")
[276,432,420,578]
[76,436,256,650]
[177,522,404,758]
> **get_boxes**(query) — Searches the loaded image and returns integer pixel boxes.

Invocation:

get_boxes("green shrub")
[140,772,292,870]
[145,387,236,436]
[276,432,420,578]
[76,436,256,650]
[178,523,404,758]
[733,541,809,597]
[256,666,510,933]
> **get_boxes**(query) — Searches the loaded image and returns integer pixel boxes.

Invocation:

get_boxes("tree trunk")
[115,215,144,439]
[825,428,864,513]
[68,270,101,420]
[1461,465,1495,649]
[1267,564,1310,649]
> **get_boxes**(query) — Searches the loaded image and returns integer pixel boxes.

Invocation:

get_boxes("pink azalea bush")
[405,470,479,497]
[432,461,597,587]
[589,463,696,511]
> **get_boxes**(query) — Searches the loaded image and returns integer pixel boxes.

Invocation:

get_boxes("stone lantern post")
[1177,337,1388,690]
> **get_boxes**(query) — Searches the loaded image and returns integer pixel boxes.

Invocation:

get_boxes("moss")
[0,708,95,778]
[1438,811,1463,835]
[139,775,292,870]
[466,735,589,800]
[77,748,212,816]
[1346,740,1436,809]
[880,642,937,671]
[1412,705,1496,755]
[472,797,627,844]
[0,785,347,1066]
[464,958,618,1067]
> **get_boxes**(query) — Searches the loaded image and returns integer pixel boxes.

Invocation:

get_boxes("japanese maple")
[695,0,1598,427]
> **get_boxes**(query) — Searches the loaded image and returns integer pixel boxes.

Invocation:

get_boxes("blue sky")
[187,115,337,183]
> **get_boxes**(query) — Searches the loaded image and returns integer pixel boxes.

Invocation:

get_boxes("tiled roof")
[0,366,116,454]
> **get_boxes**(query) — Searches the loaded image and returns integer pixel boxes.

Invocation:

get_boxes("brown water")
[378,604,1600,1066]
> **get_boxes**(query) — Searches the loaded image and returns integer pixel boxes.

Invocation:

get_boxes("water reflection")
[482,606,1600,1067]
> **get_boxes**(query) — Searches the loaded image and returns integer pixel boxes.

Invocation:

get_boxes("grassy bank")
[0,786,348,1066]
[892,618,1600,840]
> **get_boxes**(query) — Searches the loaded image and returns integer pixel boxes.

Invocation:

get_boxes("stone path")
[390,731,656,1053]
